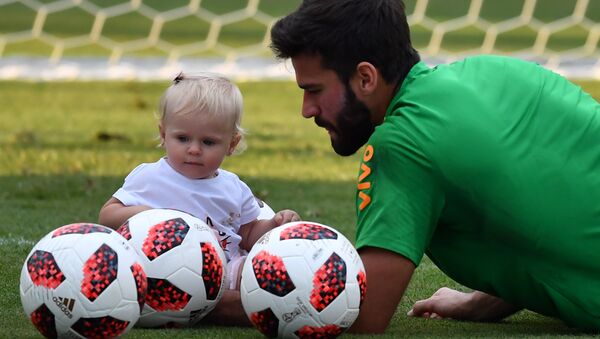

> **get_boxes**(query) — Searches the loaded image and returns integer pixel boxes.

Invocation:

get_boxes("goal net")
[0,0,598,81]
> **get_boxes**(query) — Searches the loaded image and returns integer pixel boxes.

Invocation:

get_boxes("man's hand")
[407,287,521,321]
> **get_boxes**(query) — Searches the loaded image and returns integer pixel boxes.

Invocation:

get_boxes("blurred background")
[1,2,598,336]
[0,0,598,81]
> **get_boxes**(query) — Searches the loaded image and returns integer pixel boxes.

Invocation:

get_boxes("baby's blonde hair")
[158,72,246,154]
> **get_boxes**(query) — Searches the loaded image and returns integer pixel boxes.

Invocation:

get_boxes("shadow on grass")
[0,174,357,240]
[0,173,356,338]
[1,174,595,338]
[385,311,595,338]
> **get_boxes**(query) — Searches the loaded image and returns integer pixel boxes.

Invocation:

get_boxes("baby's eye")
[177,135,189,142]
[203,139,215,146]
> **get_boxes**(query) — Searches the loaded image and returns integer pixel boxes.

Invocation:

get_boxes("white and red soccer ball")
[20,223,146,338]
[116,208,227,327]
[240,221,367,338]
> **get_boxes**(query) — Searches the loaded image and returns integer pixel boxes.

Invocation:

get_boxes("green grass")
[1,79,599,338]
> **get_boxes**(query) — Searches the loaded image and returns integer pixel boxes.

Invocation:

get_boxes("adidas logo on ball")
[52,297,75,319]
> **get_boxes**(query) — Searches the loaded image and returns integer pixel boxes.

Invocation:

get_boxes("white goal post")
[0,0,598,81]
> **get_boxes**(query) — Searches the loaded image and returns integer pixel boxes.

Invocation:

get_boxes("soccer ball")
[116,208,227,327]
[240,221,367,338]
[20,223,146,338]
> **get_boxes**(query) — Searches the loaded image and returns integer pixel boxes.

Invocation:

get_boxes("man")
[270,0,600,334]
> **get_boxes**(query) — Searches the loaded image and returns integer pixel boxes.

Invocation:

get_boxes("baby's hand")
[273,209,301,226]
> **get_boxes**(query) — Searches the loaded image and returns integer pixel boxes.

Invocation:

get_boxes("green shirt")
[355,55,600,329]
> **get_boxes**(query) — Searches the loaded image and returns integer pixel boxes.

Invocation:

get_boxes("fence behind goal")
[0,0,598,81]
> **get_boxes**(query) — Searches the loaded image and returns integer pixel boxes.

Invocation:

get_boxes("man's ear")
[228,133,242,155]
[353,61,379,96]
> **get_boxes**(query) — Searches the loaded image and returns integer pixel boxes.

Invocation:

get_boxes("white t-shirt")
[113,157,261,260]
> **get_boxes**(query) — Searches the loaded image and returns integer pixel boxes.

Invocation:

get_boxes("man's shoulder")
[416,55,536,83]
[393,55,541,110]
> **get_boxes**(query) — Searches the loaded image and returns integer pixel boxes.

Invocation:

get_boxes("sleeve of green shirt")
[355,116,445,267]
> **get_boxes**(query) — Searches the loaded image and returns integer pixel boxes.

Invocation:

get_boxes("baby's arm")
[238,209,300,252]
[98,197,152,229]
[199,290,250,326]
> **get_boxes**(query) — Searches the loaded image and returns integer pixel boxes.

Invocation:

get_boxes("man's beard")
[327,86,375,156]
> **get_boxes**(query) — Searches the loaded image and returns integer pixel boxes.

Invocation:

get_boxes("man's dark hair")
[270,0,420,86]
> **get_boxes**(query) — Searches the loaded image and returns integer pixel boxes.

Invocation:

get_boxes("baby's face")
[160,113,238,179]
